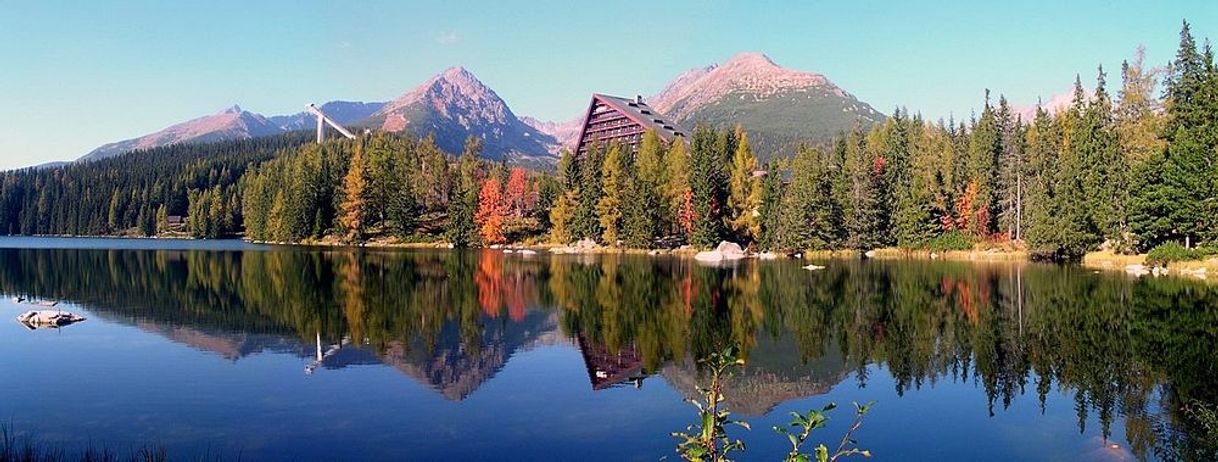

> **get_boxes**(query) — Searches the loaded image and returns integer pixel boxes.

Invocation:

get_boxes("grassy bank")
[1084,250,1217,275]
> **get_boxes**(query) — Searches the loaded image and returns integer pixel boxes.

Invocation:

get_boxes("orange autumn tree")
[476,177,507,244]
[504,167,529,218]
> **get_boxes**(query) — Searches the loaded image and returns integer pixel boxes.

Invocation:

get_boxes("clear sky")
[1,0,1215,169]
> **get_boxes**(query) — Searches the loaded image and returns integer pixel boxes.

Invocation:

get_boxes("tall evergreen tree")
[572,143,604,241]
[688,126,729,248]
[446,137,483,247]
[1131,21,1218,248]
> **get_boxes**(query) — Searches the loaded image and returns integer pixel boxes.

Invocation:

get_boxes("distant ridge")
[76,52,891,166]
[81,105,282,162]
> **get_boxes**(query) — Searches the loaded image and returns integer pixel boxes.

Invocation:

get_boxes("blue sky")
[1,0,1215,169]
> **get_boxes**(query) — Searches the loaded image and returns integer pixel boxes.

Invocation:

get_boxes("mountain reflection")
[0,247,1215,460]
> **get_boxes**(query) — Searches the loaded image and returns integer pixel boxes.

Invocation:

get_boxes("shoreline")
[6,234,1215,282]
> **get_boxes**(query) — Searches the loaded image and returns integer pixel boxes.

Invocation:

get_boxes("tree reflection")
[0,248,1214,459]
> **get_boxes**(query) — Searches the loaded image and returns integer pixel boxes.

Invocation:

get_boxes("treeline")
[548,22,1218,260]
[0,132,313,236]
[2,247,1216,458]
[241,133,559,244]
[2,23,1214,260]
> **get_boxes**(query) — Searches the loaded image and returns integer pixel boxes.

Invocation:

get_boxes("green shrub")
[925,231,974,252]
[1146,242,1203,266]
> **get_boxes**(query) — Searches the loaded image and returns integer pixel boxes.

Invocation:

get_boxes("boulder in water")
[16,310,86,329]
[694,241,748,262]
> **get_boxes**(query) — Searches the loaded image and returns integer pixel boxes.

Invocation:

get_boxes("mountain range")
[76,52,893,166]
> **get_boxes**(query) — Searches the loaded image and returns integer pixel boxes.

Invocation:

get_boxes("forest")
[0,23,1215,261]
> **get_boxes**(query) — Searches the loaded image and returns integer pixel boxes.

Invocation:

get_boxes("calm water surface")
[0,237,1215,461]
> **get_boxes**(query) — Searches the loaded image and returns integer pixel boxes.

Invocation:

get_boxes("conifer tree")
[338,139,371,242]
[1131,21,1217,248]
[688,126,729,248]
[727,127,762,243]
[1024,106,1062,254]
[548,190,577,244]
[665,139,692,240]
[757,163,783,251]
[966,91,1002,236]
[776,147,839,251]
[572,144,604,241]
[155,204,168,235]
[1078,66,1126,247]
[1117,46,1166,166]
[596,144,626,245]
[446,137,483,247]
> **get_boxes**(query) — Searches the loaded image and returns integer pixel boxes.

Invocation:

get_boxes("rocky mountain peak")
[649,52,837,121]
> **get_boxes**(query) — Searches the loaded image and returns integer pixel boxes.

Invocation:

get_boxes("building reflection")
[0,247,1216,459]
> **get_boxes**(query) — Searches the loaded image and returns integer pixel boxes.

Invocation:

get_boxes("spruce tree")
[1131,21,1217,248]
[572,143,604,241]
[966,91,1001,236]
[689,126,728,248]
[446,137,483,247]
[757,161,783,251]
[777,147,839,251]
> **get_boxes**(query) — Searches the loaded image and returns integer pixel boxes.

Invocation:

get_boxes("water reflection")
[0,247,1215,460]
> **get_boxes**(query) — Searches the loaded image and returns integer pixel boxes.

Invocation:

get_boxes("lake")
[0,237,1214,461]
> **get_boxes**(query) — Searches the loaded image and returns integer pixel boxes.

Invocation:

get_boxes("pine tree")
[338,139,371,242]
[776,147,839,251]
[596,143,626,245]
[842,125,884,248]
[1042,77,1101,260]
[1024,107,1062,254]
[688,126,729,248]
[572,143,604,241]
[965,91,1001,237]
[727,127,762,243]
[548,190,578,244]
[446,137,483,247]
[155,204,168,235]
[633,130,667,239]
[1131,21,1218,248]
[1078,66,1126,247]
[895,118,946,247]
[995,96,1026,239]
[757,162,783,250]
[1117,46,1167,166]
[665,139,692,240]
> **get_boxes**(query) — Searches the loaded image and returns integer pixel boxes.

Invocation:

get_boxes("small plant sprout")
[774,401,875,462]
[671,345,751,461]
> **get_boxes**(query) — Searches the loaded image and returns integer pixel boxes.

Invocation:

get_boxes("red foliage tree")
[504,167,529,218]
[678,189,697,238]
[476,178,507,244]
